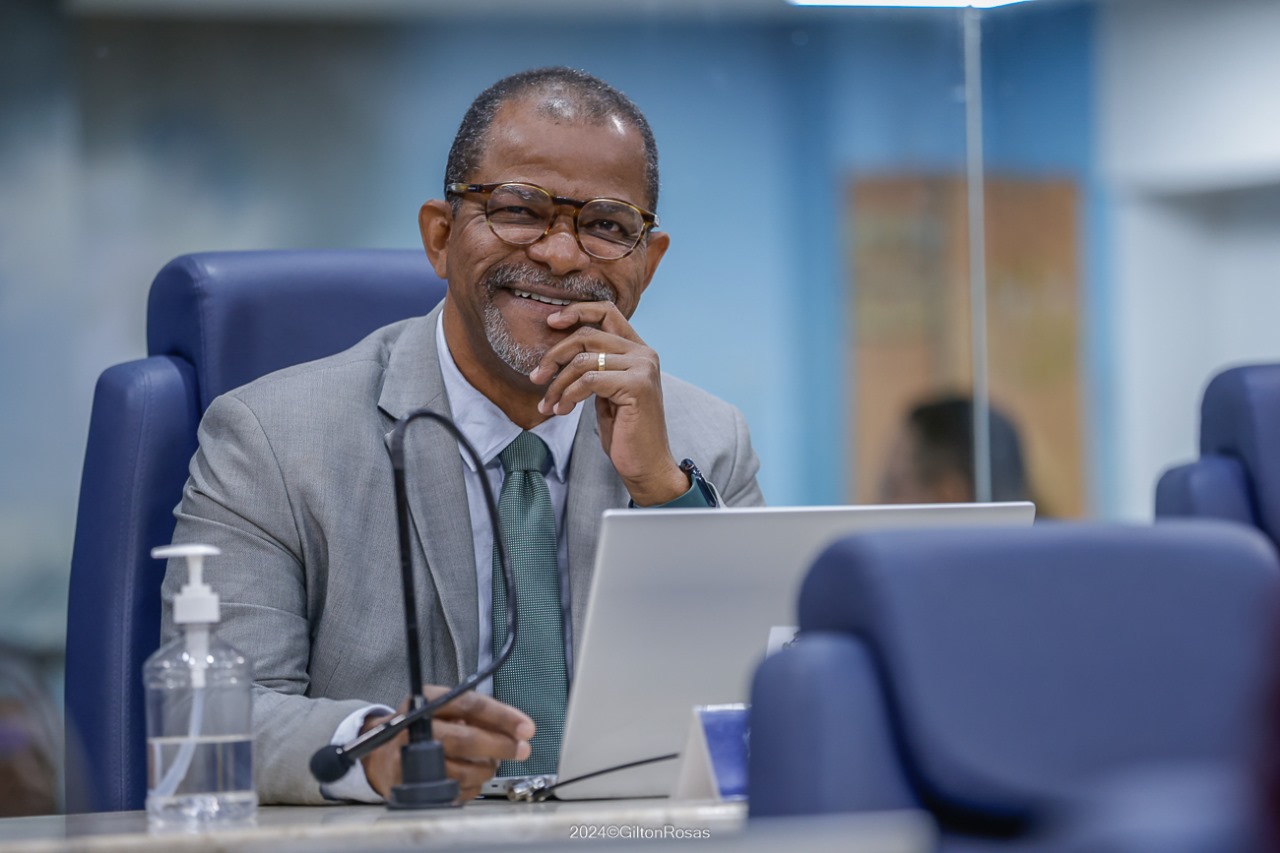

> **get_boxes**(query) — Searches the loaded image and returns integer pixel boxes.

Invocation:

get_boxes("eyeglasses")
[446,181,659,261]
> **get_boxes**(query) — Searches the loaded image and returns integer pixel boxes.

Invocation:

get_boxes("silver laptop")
[486,501,1035,800]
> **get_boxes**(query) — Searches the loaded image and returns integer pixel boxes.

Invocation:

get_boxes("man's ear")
[635,229,670,299]
[419,200,453,280]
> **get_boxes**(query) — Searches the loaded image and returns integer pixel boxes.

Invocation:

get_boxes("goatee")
[480,263,615,375]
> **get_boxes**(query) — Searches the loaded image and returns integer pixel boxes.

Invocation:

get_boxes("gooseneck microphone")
[309,408,517,808]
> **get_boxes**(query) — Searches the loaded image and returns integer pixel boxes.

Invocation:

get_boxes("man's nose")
[524,214,591,276]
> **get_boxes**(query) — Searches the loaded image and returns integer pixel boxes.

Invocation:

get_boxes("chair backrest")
[1156,363,1280,548]
[65,250,446,812]
[749,521,1280,842]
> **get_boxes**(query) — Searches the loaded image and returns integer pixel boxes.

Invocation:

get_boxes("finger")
[426,687,536,743]
[447,754,500,775]
[446,756,500,800]
[529,325,634,386]
[454,781,484,804]
[360,735,406,799]
[538,349,641,412]
[542,353,647,416]
[433,718,533,764]
[547,301,641,343]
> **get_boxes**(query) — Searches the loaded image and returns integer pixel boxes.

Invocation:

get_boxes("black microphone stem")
[385,410,518,711]
[390,444,430,743]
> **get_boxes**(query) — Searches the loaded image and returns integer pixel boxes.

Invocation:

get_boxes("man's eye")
[491,205,542,221]
[582,217,639,243]
[585,217,624,234]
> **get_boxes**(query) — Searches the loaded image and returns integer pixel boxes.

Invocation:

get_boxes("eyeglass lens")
[485,183,644,260]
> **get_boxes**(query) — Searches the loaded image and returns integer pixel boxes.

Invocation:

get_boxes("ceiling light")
[786,0,1041,8]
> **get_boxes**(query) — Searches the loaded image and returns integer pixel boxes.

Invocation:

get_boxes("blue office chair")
[1156,363,1280,548]
[749,522,1279,850]
[65,250,446,813]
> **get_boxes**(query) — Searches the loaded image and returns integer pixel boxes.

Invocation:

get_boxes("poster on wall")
[847,174,1085,518]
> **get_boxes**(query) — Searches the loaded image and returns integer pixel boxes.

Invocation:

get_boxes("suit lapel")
[565,404,630,663]
[378,304,478,681]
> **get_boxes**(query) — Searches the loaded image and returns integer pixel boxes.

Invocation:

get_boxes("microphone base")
[386,740,460,810]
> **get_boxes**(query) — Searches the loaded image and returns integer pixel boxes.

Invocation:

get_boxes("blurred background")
[1,0,1278,813]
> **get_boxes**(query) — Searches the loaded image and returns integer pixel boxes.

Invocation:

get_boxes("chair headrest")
[1199,364,1280,544]
[798,521,1280,829]
[1155,456,1258,528]
[146,250,446,411]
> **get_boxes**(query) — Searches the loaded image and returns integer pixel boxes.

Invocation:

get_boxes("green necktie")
[491,431,568,776]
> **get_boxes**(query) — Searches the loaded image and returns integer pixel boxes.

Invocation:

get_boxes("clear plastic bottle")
[144,544,257,826]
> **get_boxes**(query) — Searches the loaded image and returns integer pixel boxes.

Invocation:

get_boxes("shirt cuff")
[320,704,395,803]
[660,477,716,508]
[629,475,716,509]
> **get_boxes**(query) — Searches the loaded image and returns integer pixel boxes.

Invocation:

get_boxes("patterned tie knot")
[500,431,550,475]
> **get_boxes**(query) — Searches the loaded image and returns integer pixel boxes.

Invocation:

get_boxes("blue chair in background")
[1156,363,1280,549]
[749,522,1279,850]
[65,250,446,813]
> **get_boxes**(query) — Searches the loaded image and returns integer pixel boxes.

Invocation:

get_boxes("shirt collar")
[435,313,580,483]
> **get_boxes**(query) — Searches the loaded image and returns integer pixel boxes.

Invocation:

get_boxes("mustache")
[482,263,616,304]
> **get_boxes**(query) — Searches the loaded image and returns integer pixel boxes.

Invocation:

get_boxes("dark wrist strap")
[626,459,721,509]
[679,458,719,508]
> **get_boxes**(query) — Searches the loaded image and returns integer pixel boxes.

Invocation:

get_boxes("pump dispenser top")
[153,544,221,625]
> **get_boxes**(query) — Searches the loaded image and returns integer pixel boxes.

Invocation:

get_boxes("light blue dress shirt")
[433,314,584,690]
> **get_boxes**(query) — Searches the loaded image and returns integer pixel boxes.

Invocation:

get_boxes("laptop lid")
[552,501,1036,800]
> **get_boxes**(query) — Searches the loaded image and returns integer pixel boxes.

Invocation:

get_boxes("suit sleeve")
[717,404,766,508]
[161,393,372,805]
[660,376,766,509]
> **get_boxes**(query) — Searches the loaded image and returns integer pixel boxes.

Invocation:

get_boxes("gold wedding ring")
[598,352,607,371]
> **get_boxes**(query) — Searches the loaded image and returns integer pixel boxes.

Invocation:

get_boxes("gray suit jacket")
[161,303,764,804]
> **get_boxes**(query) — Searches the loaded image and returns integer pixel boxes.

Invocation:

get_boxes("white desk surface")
[0,799,934,852]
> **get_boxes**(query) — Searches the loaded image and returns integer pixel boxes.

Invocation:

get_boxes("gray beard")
[484,302,544,375]
[480,263,615,376]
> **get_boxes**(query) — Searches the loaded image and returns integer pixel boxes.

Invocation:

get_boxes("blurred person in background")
[879,394,1037,509]
[0,647,61,816]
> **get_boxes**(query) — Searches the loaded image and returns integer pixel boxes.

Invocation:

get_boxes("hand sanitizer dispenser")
[144,544,257,826]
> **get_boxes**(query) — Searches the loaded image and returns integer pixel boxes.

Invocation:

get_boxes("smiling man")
[160,67,764,806]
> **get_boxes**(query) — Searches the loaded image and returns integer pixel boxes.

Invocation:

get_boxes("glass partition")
[0,4,989,725]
